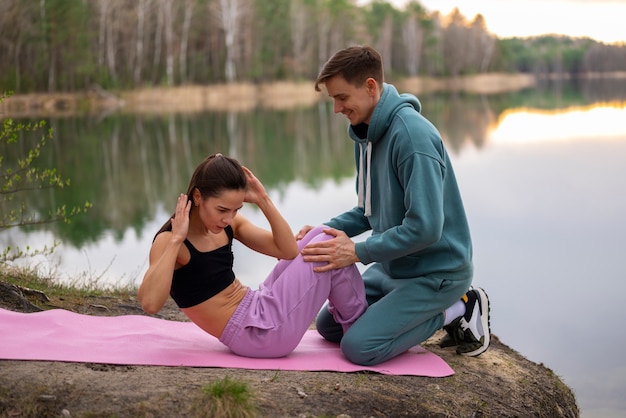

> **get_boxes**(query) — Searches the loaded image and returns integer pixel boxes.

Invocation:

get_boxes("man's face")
[324,75,378,125]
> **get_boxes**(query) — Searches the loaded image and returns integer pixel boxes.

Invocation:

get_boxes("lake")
[2,78,625,417]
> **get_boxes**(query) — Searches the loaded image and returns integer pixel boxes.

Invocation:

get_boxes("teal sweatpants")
[316,263,472,366]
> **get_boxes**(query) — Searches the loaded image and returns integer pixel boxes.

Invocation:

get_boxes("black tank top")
[169,226,236,308]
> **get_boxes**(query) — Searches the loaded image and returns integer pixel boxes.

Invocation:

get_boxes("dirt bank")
[0,285,579,418]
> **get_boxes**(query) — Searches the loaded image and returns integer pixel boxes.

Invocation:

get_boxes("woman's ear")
[192,188,201,206]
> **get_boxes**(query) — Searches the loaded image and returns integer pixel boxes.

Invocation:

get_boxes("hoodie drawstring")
[357,142,372,217]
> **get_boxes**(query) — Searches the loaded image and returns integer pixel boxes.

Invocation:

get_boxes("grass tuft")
[190,377,257,418]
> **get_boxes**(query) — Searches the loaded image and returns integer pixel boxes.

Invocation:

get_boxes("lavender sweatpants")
[219,226,367,358]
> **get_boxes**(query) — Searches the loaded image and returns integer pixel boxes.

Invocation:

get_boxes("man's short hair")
[315,45,384,92]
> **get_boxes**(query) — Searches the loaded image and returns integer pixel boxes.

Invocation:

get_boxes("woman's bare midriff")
[181,278,249,339]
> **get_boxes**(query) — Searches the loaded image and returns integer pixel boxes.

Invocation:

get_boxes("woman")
[138,153,367,358]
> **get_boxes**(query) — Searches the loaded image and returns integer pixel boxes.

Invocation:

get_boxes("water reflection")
[492,105,626,143]
[0,93,518,252]
[451,117,626,418]
[2,79,626,417]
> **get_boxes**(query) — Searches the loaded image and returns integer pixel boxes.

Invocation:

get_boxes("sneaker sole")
[459,287,491,357]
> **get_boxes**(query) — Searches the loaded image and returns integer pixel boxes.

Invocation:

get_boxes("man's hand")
[300,227,359,272]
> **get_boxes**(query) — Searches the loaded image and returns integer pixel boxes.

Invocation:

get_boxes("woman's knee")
[307,227,333,244]
[297,225,329,249]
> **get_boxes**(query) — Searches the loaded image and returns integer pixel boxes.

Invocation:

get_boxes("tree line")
[1,0,624,94]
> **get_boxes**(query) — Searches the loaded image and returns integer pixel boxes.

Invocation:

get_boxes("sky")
[385,0,626,44]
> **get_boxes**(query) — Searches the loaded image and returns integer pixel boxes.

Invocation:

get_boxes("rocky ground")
[0,283,579,418]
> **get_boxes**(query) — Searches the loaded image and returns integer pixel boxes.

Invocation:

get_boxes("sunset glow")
[395,0,626,45]
[489,105,626,144]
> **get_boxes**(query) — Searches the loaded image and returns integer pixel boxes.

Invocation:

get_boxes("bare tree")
[402,14,423,76]
[97,0,118,83]
[152,0,164,83]
[316,5,332,72]
[163,0,174,85]
[290,0,309,78]
[179,0,194,83]
[98,0,107,67]
[317,0,354,71]
[106,5,117,82]
[39,0,55,91]
[423,11,445,76]
[479,33,496,73]
[468,14,495,73]
[134,0,149,85]
[211,0,250,82]
[443,8,468,77]
[377,14,394,73]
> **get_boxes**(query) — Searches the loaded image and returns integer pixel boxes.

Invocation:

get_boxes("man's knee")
[340,332,380,366]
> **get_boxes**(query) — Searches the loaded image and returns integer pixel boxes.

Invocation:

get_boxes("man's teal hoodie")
[325,83,473,279]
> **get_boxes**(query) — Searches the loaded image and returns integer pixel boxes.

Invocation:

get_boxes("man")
[298,45,490,366]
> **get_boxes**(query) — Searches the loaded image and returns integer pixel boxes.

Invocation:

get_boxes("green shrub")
[0,91,91,265]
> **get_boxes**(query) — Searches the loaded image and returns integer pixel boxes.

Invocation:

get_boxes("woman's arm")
[233,167,298,260]
[137,194,190,314]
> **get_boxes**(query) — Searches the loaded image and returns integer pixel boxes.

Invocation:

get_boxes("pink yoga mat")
[0,308,454,377]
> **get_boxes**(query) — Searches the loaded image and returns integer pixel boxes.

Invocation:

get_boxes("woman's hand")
[171,193,191,242]
[138,193,190,315]
[242,166,267,205]
[295,225,314,241]
[233,166,298,260]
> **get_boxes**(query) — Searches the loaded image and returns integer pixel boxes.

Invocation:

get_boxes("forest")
[1,0,625,94]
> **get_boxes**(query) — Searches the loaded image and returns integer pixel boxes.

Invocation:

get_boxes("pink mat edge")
[0,308,455,377]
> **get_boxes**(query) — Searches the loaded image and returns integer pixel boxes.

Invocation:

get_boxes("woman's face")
[196,189,245,234]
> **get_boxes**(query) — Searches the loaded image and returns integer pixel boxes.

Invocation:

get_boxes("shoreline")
[0,73,538,118]
[3,71,624,119]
